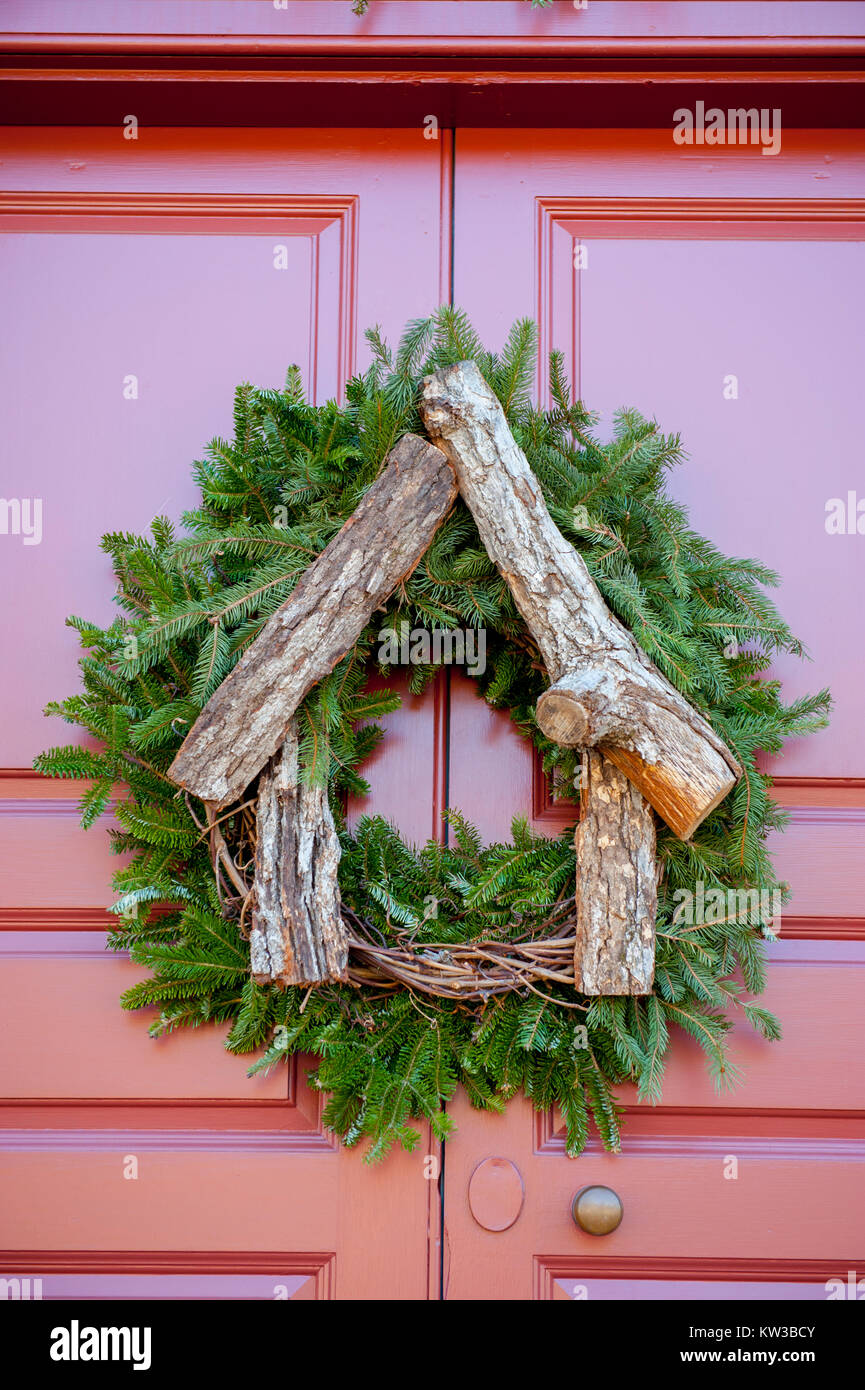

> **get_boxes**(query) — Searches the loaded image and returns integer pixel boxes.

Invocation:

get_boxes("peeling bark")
[574,752,657,995]
[250,721,347,987]
[169,433,458,809]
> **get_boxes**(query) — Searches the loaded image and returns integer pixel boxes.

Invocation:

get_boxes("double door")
[1,122,862,1298]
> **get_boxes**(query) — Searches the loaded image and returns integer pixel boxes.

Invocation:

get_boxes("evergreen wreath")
[36,308,829,1161]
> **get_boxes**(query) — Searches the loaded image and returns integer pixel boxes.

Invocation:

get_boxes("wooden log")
[574,751,657,994]
[169,433,458,809]
[535,670,738,839]
[420,361,740,840]
[249,721,347,987]
[421,361,659,993]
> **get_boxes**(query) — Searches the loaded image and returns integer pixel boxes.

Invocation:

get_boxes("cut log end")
[536,670,740,840]
[601,743,737,842]
[535,686,593,747]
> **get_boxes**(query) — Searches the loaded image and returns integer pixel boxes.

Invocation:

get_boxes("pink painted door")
[3,114,864,1303]
[0,126,453,1300]
[439,128,865,1299]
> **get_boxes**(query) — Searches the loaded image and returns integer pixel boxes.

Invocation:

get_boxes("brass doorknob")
[571,1184,623,1235]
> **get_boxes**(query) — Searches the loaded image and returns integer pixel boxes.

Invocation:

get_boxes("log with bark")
[249,719,347,987]
[574,751,657,994]
[420,360,740,993]
[420,361,740,841]
[169,433,458,809]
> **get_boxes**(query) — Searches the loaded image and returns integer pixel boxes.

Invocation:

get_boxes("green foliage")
[36,308,829,1161]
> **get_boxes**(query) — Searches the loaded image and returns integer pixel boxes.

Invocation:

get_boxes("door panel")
[543,1277,835,1302]
[0,127,450,1299]
[346,671,448,849]
[445,1093,863,1301]
[444,130,865,1297]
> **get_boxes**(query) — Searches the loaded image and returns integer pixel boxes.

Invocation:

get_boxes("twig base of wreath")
[195,778,584,1006]
[343,907,584,1007]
